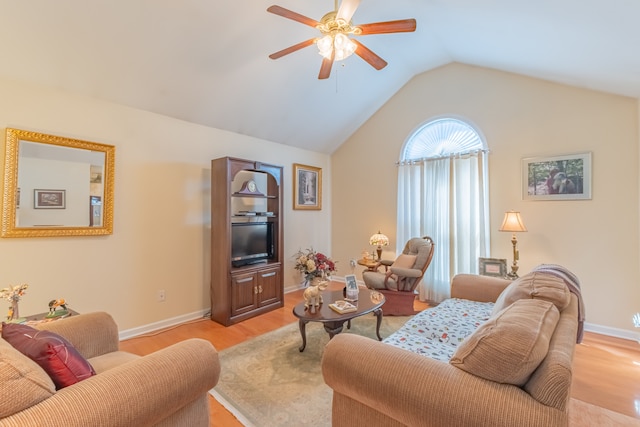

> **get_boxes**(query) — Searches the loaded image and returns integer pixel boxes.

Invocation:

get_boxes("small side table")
[0,309,78,332]
[24,309,79,325]
[357,258,379,271]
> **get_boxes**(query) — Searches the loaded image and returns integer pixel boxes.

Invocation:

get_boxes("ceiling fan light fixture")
[267,2,416,79]
[316,33,356,61]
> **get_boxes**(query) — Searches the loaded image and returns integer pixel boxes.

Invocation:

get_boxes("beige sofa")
[322,273,579,427]
[1,312,220,426]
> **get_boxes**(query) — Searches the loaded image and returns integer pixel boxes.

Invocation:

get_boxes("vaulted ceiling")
[0,1,638,154]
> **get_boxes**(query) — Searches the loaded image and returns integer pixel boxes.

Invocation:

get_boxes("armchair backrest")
[396,236,435,291]
[403,236,435,272]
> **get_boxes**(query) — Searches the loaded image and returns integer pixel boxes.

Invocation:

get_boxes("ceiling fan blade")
[269,39,316,60]
[336,0,361,22]
[357,19,417,35]
[267,5,320,28]
[318,55,334,79]
[352,40,387,70]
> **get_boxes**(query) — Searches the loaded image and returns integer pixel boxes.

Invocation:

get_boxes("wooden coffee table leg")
[374,309,383,341]
[323,321,345,339]
[298,319,308,352]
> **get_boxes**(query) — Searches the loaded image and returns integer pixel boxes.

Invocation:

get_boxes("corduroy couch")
[322,272,580,427]
[0,312,220,426]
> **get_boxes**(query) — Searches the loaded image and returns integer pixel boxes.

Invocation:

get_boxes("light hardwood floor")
[120,284,640,426]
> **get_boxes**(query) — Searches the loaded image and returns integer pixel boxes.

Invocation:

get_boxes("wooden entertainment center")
[210,157,284,326]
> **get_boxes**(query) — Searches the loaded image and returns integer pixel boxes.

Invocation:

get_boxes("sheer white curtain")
[397,151,490,302]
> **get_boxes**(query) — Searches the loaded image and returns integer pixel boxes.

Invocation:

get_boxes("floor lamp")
[499,211,527,279]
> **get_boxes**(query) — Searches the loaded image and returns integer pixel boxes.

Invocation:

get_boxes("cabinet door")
[231,272,257,316]
[257,266,281,307]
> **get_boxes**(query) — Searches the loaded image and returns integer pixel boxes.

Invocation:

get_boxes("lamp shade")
[499,211,527,233]
[369,231,389,247]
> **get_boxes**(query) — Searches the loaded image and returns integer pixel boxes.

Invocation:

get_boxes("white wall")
[332,63,640,336]
[0,77,331,331]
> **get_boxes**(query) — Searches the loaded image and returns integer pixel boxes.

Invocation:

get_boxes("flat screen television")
[231,222,273,267]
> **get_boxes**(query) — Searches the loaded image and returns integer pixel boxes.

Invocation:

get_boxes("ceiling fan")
[267,0,417,79]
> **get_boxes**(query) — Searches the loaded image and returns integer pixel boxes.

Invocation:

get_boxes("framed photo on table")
[478,257,507,278]
[293,163,322,210]
[344,274,359,301]
[522,152,592,201]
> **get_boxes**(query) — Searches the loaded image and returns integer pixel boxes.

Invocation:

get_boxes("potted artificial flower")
[1,283,28,323]
[294,248,336,287]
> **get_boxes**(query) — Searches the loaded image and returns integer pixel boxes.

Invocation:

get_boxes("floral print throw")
[383,298,494,362]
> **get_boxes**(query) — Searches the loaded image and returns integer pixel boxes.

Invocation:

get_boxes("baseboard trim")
[119,287,639,343]
[584,322,638,342]
[118,309,208,341]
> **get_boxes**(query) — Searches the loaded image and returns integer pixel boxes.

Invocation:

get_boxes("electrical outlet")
[157,290,166,302]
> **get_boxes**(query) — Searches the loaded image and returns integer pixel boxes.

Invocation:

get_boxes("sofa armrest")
[322,334,566,427]
[35,312,119,359]
[3,338,220,427]
[450,274,512,303]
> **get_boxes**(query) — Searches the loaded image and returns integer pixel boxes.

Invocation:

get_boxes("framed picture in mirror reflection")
[34,189,65,209]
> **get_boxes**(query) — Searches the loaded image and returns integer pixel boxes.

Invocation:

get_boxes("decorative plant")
[293,248,336,282]
[1,283,28,321]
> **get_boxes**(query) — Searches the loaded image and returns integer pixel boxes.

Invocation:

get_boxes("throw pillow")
[0,337,56,417]
[492,271,571,316]
[2,323,96,390]
[450,299,560,386]
[391,254,417,269]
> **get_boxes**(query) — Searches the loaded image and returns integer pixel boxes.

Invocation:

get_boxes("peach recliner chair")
[362,236,435,315]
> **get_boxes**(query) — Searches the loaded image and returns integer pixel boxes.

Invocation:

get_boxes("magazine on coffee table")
[329,300,357,314]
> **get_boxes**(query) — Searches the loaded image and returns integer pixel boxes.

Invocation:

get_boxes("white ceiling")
[0,0,638,154]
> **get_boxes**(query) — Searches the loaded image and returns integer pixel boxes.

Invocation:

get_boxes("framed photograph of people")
[522,152,592,201]
[293,163,322,210]
[344,274,359,301]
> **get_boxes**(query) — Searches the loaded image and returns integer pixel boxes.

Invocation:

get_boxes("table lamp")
[499,211,527,279]
[369,231,389,261]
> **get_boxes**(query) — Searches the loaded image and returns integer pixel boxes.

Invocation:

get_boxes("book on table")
[329,300,357,314]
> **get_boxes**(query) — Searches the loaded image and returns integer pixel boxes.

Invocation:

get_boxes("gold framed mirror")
[1,128,115,237]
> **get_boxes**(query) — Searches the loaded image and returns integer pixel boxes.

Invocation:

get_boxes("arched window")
[401,118,486,159]
[397,117,490,302]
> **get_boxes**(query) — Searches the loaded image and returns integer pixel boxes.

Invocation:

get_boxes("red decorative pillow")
[1,322,96,389]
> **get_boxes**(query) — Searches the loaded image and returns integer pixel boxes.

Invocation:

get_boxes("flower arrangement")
[294,248,336,282]
[1,283,28,321]
[1,283,28,303]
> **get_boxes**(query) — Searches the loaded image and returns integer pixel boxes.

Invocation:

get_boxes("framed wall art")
[522,152,592,201]
[293,163,322,210]
[478,257,507,278]
[34,189,66,209]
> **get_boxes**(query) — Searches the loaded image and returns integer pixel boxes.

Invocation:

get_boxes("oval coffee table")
[292,288,385,352]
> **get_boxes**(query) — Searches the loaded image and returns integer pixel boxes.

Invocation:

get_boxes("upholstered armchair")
[362,236,434,315]
[1,312,220,426]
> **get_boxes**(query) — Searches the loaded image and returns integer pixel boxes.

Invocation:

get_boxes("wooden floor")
[120,284,640,426]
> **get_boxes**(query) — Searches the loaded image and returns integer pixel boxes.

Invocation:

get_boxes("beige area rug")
[210,315,640,427]
[210,314,410,427]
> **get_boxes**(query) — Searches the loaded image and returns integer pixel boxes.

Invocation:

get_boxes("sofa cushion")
[391,254,417,269]
[89,350,140,373]
[492,272,571,315]
[450,299,560,386]
[2,323,96,390]
[0,336,56,417]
